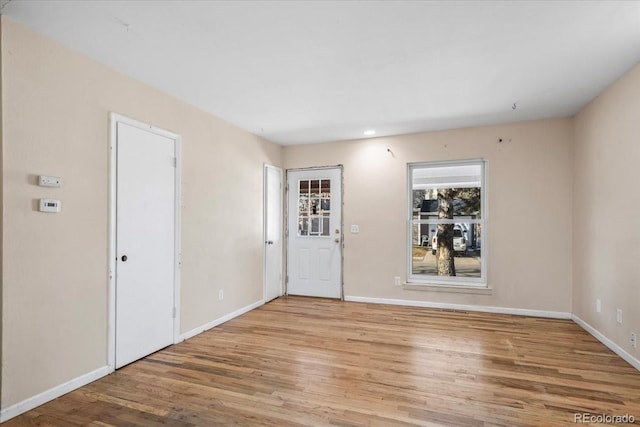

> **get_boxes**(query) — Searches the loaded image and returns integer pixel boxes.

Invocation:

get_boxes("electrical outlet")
[218,289,224,300]
[596,299,601,313]
[394,276,401,286]
[631,332,637,349]
[616,309,623,324]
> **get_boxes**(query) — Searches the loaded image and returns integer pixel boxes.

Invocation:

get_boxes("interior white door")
[264,165,283,302]
[287,167,342,298]
[116,121,176,368]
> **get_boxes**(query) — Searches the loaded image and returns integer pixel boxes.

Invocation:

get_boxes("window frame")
[406,159,488,288]
[297,178,332,238]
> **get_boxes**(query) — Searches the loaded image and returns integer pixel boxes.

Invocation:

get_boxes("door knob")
[121,255,128,262]
[334,238,340,243]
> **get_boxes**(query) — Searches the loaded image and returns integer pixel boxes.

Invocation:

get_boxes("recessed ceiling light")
[363,130,376,136]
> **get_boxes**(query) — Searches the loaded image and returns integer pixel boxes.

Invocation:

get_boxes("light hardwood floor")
[6,297,640,426]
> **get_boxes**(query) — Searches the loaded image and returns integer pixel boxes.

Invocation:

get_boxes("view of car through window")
[430,225,467,256]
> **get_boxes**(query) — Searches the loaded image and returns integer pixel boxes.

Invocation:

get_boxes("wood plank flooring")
[6,297,640,426]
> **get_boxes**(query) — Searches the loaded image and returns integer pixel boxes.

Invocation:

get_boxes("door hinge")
[172,157,177,168]
[173,307,177,318]
[285,275,289,284]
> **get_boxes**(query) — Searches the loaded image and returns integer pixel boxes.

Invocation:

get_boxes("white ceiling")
[3,1,640,145]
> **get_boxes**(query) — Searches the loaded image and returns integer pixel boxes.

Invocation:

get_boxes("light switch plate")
[38,175,61,187]
[350,225,359,233]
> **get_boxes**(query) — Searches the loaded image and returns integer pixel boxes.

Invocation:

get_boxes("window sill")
[403,282,493,295]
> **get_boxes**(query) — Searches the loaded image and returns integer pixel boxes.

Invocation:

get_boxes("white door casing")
[109,114,181,370]
[264,164,283,302]
[286,167,342,298]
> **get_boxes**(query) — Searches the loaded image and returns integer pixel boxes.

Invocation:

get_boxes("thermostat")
[39,198,61,213]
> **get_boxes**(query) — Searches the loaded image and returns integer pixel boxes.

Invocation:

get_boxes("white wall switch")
[616,308,623,324]
[596,299,601,313]
[350,225,359,233]
[39,198,61,213]
[394,276,401,286]
[38,175,61,187]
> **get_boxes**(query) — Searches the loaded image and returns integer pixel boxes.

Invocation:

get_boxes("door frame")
[107,113,182,372]
[285,165,344,299]
[263,164,284,302]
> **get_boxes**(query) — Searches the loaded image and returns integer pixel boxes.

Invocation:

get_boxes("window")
[298,179,331,236]
[408,160,486,286]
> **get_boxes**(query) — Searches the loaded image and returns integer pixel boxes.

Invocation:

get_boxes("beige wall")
[284,119,574,312]
[1,18,282,408]
[573,63,640,359]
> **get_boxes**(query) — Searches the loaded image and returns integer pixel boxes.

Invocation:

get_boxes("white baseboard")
[572,314,640,372]
[0,365,110,423]
[344,296,572,319]
[179,299,264,342]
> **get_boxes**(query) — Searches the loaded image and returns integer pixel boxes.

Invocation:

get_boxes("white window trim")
[406,158,488,288]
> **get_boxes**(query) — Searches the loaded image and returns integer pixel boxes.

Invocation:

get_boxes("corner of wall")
[568,113,576,315]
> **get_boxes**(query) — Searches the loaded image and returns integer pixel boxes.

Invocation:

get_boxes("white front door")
[287,167,342,298]
[115,120,177,368]
[264,164,283,302]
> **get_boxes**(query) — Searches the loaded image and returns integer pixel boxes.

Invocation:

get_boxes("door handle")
[265,241,274,245]
[121,255,128,262]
